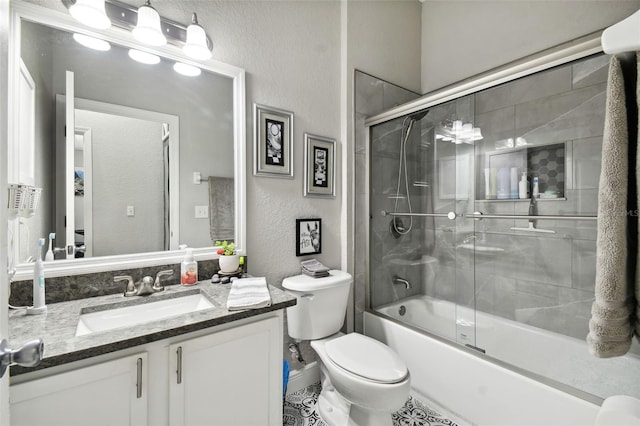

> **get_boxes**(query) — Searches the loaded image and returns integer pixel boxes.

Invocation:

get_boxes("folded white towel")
[226,277,272,311]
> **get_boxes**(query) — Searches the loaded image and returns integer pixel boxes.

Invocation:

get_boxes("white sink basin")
[75,293,215,336]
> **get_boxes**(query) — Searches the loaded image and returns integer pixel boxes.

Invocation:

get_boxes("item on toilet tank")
[180,248,198,285]
[27,238,47,315]
[518,173,529,199]
[596,395,640,425]
[496,168,510,199]
[509,167,518,199]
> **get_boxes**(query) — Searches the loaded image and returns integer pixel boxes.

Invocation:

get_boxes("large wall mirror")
[9,1,246,280]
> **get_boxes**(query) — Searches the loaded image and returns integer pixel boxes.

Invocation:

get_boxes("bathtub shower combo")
[364,41,640,424]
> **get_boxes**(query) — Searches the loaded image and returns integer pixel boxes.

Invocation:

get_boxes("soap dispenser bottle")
[181,248,198,285]
[518,173,529,199]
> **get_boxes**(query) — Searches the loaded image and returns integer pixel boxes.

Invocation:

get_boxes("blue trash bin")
[283,359,290,398]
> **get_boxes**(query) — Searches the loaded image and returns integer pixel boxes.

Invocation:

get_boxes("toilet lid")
[325,334,408,384]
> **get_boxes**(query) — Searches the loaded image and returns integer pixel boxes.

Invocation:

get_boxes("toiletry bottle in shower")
[519,173,528,199]
[532,177,539,198]
[510,167,518,199]
[497,168,510,199]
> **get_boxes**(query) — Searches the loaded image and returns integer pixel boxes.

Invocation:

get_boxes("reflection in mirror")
[58,96,179,259]
[11,9,242,271]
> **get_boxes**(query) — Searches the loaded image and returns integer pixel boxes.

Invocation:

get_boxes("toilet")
[283,270,410,426]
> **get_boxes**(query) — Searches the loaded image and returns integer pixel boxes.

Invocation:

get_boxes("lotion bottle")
[518,173,528,199]
[27,238,47,315]
[181,248,198,285]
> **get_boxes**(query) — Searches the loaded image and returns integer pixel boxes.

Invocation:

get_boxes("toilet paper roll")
[596,395,640,426]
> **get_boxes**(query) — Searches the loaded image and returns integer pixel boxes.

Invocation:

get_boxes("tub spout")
[392,275,411,289]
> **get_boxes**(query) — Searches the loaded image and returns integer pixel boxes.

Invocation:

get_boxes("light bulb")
[73,33,111,51]
[132,1,166,47]
[69,0,111,29]
[183,13,212,60]
[173,62,201,77]
[128,49,160,65]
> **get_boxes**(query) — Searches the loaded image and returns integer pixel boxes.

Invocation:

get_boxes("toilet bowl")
[311,333,411,425]
[283,270,411,425]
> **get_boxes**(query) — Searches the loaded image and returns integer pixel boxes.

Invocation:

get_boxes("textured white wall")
[421,0,640,93]
[347,1,422,94]
[199,1,344,286]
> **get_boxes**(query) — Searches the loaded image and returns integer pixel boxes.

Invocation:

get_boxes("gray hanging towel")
[208,176,235,243]
[588,55,634,358]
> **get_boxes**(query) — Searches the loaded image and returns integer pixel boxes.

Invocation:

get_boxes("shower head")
[409,110,428,122]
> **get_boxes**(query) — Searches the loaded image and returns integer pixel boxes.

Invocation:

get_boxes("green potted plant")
[216,240,239,273]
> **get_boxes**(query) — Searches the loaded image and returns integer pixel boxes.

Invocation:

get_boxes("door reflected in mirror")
[12,17,238,265]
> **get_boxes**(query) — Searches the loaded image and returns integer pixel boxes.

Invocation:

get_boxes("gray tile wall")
[354,71,420,332]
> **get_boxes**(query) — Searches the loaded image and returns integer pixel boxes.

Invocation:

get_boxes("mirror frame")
[9,0,246,280]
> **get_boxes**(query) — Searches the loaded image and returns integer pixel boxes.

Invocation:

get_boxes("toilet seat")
[325,334,408,384]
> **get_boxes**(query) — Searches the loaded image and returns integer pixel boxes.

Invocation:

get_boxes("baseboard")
[285,361,320,395]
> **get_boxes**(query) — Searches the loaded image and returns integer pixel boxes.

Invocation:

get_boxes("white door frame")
[75,127,93,258]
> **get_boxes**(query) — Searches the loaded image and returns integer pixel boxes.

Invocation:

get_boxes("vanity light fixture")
[72,33,111,51]
[132,0,166,47]
[68,0,111,29]
[128,48,161,65]
[63,0,214,57]
[183,13,212,60]
[173,62,201,77]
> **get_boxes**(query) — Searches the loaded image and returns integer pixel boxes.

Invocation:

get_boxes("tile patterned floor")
[283,383,459,426]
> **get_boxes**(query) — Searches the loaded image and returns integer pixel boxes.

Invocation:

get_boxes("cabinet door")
[169,316,282,426]
[10,352,148,426]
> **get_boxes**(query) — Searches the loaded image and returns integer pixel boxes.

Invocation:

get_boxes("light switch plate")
[127,206,135,217]
[195,205,208,218]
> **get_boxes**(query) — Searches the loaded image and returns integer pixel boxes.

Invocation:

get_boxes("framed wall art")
[253,103,294,178]
[295,218,321,256]
[303,133,335,198]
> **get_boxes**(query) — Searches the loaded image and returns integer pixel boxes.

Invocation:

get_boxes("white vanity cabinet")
[10,352,148,426]
[168,315,283,426]
[9,312,284,426]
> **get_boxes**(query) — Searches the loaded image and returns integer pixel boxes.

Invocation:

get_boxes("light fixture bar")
[61,0,213,51]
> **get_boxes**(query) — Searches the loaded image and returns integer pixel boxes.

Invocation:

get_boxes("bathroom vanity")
[8,281,296,426]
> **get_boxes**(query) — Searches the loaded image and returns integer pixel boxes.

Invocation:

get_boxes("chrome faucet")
[392,275,411,289]
[116,270,174,297]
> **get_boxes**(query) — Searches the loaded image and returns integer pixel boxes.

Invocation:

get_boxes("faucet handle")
[153,270,174,291]
[115,275,135,296]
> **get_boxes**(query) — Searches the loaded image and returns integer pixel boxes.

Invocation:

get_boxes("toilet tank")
[282,270,352,340]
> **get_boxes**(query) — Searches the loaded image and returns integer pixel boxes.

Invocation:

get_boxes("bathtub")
[365,295,640,425]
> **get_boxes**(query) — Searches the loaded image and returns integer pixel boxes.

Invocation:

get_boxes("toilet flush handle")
[300,293,314,301]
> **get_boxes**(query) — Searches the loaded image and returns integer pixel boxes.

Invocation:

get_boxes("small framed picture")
[253,103,294,178]
[303,133,336,198]
[296,218,321,256]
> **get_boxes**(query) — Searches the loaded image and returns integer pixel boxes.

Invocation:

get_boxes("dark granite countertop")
[9,280,296,376]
